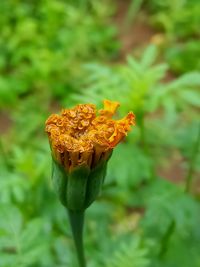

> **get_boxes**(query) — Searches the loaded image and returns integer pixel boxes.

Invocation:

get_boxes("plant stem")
[0,138,10,170]
[138,112,156,180]
[137,112,147,153]
[185,124,200,193]
[68,210,86,267]
[125,0,143,26]
[159,220,175,258]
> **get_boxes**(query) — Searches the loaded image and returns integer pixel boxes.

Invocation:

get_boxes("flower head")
[45,100,135,171]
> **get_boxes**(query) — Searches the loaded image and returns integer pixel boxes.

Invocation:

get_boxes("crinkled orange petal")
[45,100,135,169]
[99,99,120,118]
[103,99,119,114]
[108,112,135,147]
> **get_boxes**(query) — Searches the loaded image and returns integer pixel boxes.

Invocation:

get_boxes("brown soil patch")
[162,70,177,83]
[158,158,185,184]
[0,111,12,135]
[49,100,61,113]
[113,0,155,61]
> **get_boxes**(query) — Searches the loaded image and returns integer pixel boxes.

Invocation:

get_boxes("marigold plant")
[45,100,135,267]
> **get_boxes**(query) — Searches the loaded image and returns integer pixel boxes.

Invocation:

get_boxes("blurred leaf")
[0,205,50,267]
[105,237,150,267]
[141,45,158,68]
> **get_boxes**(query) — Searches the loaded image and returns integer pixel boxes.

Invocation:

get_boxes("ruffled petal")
[45,100,135,170]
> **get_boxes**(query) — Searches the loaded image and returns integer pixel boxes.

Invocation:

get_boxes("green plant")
[44,100,135,267]
[0,0,118,108]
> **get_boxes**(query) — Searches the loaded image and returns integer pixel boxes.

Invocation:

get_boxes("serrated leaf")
[106,237,150,267]
[141,45,158,68]
[169,72,200,89]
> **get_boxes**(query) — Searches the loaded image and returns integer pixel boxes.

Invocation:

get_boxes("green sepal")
[52,159,68,207]
[85,160,108,208]
[51,153,111,211]
[67,164,90,211]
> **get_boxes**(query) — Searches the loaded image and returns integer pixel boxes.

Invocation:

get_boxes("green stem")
[138,112,147,152]
[125,0,143,26]
[138,112,156,180]
[0,138,10,170]
[185,124,200,193]
[159,220,175,258]
[68,210,86,267]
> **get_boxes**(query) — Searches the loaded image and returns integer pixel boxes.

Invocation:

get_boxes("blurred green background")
[0,0,200,266]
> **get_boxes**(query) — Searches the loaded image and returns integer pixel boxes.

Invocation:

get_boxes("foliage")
[0,0,118,108]
[0,205,50,267]
[165,40,200,74]
[147,0,200,38]
[105,237,150,267]
[74,45,200,114]
[146,0,200,73]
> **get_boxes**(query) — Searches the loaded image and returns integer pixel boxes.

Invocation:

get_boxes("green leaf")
[0,205,50,267]
[52,159,68,206]
[141,45,158,68]
[169,72,200,89]
[180,90,200,107]
[105,237,150,267]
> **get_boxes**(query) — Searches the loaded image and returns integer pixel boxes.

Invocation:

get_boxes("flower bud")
[45,100,135,211]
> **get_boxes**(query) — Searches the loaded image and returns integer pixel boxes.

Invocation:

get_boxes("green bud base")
[52,157,108,211]
[51,154,112,267]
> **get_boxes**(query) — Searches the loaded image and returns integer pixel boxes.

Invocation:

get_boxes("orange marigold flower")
[45,100,135,171]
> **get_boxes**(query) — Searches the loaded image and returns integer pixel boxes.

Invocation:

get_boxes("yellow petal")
[99,99,120,118]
